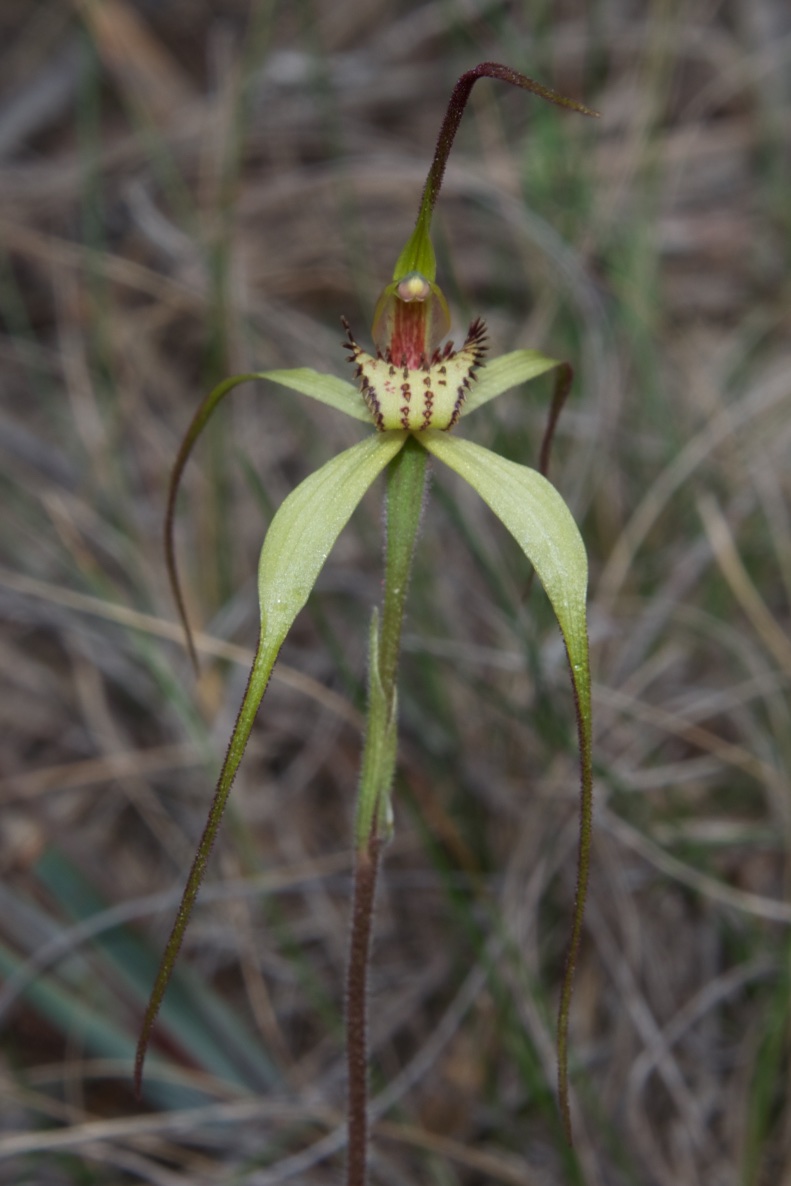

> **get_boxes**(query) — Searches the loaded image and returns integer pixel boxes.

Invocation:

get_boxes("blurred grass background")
[1,0,790,1182]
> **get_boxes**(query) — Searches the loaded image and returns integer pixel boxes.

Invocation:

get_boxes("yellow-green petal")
[419,431,591,1143]
[460,350,560,418]
[259,367,371,422]
[257,432,407,639]
[136,431,406,1091]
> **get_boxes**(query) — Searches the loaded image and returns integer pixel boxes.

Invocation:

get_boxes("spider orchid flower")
[136,61,597,1146]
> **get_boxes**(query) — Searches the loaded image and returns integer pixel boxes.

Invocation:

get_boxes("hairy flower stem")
[346,437,428,1185]
[378,437,428,703]
[345,833,383,1186]
[354,437,428,848]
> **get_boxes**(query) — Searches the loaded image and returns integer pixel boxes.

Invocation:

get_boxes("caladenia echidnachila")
[135,61,598,1177]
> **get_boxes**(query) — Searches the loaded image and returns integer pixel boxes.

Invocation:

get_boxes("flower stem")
[354,436,428,847]
[346,435,428,1185]
[378,436,428,702]
[345,832,383,1186]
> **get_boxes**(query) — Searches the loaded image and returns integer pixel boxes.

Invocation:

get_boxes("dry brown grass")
[1,1,791,1183]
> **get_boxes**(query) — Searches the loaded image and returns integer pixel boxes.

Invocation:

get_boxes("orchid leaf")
[420,431,592,1142]
[136,431,406,1093]
[460,349,560,418]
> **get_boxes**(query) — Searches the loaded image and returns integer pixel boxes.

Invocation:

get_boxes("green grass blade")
[34,849,276,1091]
[0,939,192,1110]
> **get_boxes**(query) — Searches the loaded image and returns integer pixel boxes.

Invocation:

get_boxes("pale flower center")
[343,317,487,432]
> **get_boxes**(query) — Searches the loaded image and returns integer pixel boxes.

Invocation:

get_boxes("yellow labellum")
[344,318,487,432]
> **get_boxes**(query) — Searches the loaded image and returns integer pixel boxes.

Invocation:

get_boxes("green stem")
[346,435,427,1186]
[378,438,428,699]
[354,437,428,846]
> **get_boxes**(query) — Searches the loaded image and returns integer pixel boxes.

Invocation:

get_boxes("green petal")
[420,431,591,1143]
[259,367,371,422]
[460,350,560,418]
[257,432,406,639]
[421,434,588,642]
[167,367,372,671]
[136,431,406,1092]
